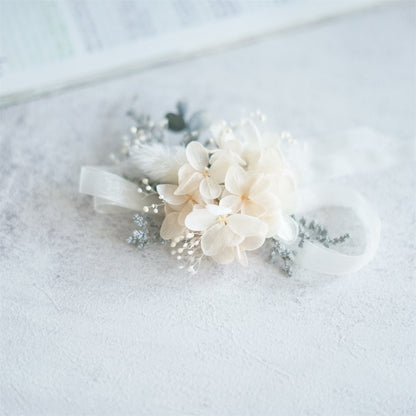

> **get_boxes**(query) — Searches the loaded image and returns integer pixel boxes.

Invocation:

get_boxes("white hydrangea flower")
[157,184,207,240]
[184,204,267,265]
[222,165,278,217]
[174,141,228,200]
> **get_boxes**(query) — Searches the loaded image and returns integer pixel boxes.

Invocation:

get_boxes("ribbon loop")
[295,185,381,275]
[79,167,159,214]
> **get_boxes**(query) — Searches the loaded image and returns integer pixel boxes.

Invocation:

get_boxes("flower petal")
[250,192,280,215]
[275,214,298,243]
[201,223,243,256]
[255,147,284,174]
[175,170,202,195]
[225,165,249,196]
[211,148,246,168]
[164,204,176,215]
[157,184,187,205]
[227,214,267,237]
[209,156,232,183]
[186,141,209,172]
[206,204,231,216]
[278,173,296,197]
[235,245,248,267]
[241,200,265,217]
[200,223,225,256]
[210,120,227,143]
[240,119,262,147]
[185,208,217,231]
[177,200,194,226]
[262,214,281,238]
[200,176,222,200]
[240,235,265,251]
[177,163,195,183]
[211,246,235,264]
[248,175,272,198]
[160,212,184,240]
[219,195,242,214]
[210,121,238,149]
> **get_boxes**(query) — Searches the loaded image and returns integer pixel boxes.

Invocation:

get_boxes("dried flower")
[156,118,298,266]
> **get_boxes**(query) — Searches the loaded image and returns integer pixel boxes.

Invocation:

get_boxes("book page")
[0,0,391,106]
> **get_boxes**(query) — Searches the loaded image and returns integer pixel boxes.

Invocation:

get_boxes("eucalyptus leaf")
[166,113,186,132]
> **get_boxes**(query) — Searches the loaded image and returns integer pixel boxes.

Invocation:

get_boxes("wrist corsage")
[79,101,380,276]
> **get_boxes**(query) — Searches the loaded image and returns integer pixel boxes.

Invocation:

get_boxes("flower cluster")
[156,119,299,269]
[80,102,358,277]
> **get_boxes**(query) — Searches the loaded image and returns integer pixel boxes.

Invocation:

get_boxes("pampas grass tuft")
[128,143,186,184]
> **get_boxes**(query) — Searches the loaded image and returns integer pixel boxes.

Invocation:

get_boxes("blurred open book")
[0,0,390,106]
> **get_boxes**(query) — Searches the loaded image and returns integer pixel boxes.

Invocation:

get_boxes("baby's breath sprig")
[136,177,164,214]
[127,176,165,249]
[126,111,166,144]
[169,232,204,274]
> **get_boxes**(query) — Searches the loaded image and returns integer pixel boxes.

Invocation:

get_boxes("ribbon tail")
[295,128,415,184]
[295,185,381,275]
[79,166,160,214]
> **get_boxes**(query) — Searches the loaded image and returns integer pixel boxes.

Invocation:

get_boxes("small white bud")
[142,178,149,185]
[143,206,149,213]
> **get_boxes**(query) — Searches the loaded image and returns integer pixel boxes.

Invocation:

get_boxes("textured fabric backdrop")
[1,2,415,415]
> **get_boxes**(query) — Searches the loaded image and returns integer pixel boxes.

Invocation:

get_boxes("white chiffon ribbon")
[79,166,160,214]
[292,127,415,184]
[295,186,380,275]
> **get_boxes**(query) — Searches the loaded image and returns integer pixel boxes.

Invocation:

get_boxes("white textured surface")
[1,3,415,415]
